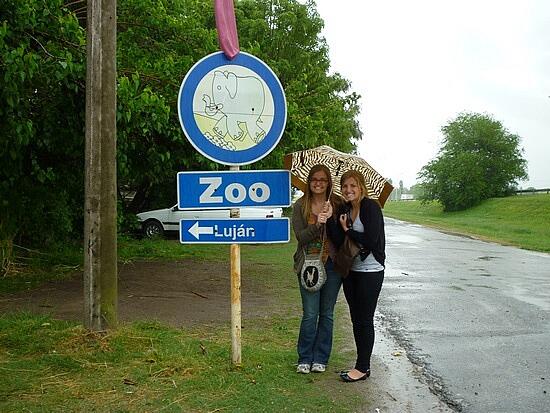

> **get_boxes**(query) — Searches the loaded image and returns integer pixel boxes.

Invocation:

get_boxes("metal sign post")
[229,165,241,365]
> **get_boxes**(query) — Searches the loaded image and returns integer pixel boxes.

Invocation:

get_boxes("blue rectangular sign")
[180,218,290,244]
[177,170,291,209]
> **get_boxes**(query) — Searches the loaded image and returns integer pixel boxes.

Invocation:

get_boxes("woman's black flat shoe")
[339,369,370,377]
[340,371,369,382]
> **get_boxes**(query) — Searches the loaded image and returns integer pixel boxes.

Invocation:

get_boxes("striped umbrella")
[283,145,394,207]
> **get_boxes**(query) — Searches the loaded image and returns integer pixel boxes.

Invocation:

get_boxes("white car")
[137,205,283,238]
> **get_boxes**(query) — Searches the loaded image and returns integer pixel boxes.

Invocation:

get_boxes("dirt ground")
[0,259,455,413]
[0,259,275,326]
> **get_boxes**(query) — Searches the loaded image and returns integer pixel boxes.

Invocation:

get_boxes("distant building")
[400,194,414,201]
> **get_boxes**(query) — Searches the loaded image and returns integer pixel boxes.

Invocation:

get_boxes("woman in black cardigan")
[329,170,386,382]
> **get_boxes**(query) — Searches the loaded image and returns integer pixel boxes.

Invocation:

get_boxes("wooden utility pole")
[84,0,118,330]
[229,165,242,365]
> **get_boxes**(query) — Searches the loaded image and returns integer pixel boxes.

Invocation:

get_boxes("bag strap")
[318,224,326,259]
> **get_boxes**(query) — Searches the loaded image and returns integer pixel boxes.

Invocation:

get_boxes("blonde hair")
[301,164,333,222]
[340,170,369,201]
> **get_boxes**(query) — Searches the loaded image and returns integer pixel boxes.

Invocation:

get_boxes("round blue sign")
[178,52,287,166]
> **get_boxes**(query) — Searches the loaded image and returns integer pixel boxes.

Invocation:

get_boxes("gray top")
[350,214,385,272]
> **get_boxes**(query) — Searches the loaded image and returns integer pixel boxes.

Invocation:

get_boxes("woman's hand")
[322,201,333,218]
[317,201,333,225]
[339,213,348,231]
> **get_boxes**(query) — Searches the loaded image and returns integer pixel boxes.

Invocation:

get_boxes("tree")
[409,183,425,199]
[116,0,362,212]
[1,0,363,271]
[0,0,87,251]
[418,112,527,211]
[115,0,221,214]
[235,0,361,168]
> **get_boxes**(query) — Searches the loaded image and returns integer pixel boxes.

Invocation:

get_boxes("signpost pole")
[229,165,242,365]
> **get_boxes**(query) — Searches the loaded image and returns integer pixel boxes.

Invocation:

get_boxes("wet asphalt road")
[378,218,550,413]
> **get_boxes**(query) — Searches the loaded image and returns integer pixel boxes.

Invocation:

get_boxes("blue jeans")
[297,258,342,365]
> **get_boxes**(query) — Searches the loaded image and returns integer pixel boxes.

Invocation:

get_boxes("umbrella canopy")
[283,145,394,207]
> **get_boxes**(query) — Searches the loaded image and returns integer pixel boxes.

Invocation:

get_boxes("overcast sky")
[313,0,550,189]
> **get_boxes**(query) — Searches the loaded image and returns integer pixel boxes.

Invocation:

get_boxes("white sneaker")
[296,363,311,374]
[311,363,326,373]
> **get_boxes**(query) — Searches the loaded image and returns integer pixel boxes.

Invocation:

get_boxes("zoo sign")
[177,170,291,209]
[177,51,287,166]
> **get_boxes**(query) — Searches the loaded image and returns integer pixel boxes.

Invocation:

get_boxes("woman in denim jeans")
[292,164,342,374]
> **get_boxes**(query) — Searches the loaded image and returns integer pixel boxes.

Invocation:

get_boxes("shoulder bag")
[299,227,327,293]
[334,236,361,278]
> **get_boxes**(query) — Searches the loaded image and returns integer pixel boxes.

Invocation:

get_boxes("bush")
[418,112,527,211]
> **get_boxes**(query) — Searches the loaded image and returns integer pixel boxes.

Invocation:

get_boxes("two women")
[293,166,386,382]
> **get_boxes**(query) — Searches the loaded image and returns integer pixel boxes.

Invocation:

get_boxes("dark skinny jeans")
[342,270,384,373]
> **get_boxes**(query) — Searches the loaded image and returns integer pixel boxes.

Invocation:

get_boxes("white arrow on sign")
[188,221,214,240]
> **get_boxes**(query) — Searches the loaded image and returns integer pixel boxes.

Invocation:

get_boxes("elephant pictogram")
[202,70,267,143]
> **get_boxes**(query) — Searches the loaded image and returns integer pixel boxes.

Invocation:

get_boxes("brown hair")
[301,164,333,221]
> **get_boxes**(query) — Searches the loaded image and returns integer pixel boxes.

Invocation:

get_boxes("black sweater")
[327,197,386,267]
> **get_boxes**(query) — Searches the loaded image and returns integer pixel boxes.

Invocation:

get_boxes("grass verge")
[384,194,550,252]
[0,243,82,294]
[0,313,357,412]
[0,238,362,412]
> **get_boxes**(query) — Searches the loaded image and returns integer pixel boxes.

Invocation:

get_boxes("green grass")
[118,236,231,263]
[0,243,83,294]
[0,314,357,412]
[0,238,362,412]
[384,194,550,252]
